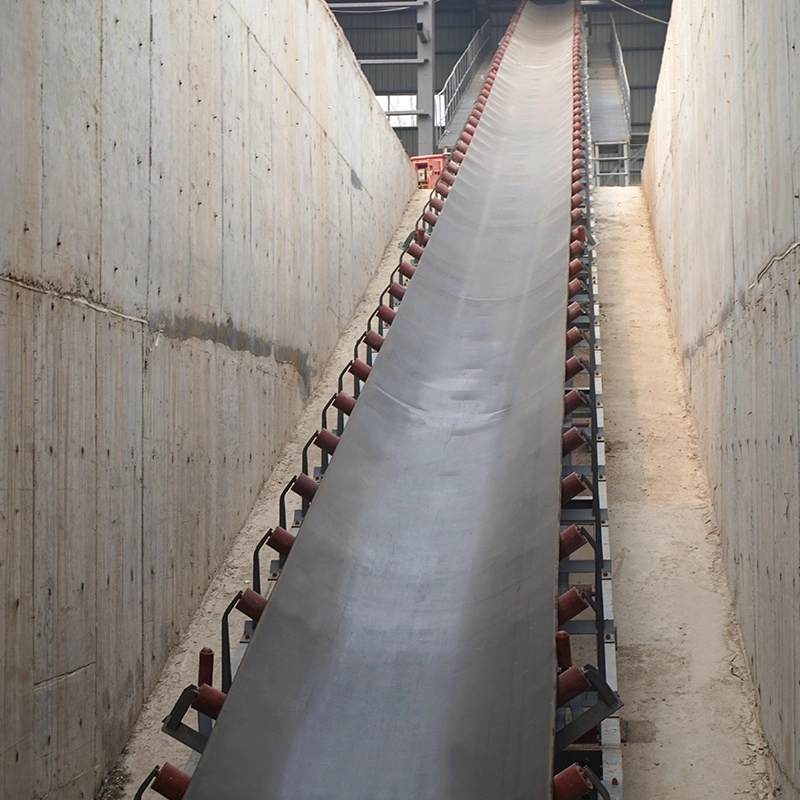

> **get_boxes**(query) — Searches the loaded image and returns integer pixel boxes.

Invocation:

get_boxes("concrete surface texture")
[642,1,800,794]
[0,1,415,797]
[597,187,776,800]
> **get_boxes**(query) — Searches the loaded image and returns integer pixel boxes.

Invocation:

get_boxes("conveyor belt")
[154,3,576,799]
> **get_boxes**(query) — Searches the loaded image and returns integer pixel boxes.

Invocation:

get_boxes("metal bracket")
[585,763,612,800]
[162,685,208,754]
[554,665,623,752]
[134,766,159,799]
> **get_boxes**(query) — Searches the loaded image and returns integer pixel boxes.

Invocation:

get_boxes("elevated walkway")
[437,51,494,150]
[588,18,631,186]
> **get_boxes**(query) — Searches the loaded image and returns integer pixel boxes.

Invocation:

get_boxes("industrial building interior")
[0,0,796,798]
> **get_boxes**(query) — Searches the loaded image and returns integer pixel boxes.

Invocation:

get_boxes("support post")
[416,0,435,154]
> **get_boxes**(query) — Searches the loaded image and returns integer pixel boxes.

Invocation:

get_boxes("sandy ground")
[101,189,430,799]
[596,187,777,799]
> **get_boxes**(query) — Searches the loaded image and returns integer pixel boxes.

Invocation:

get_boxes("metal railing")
[609,15,631,137]
[435,20,491,136]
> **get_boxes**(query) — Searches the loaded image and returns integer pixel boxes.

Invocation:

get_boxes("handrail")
[435,19,492,135]
[609,15,631,136]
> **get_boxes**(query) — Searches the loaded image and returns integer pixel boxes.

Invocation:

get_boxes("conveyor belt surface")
[184,3,574,798]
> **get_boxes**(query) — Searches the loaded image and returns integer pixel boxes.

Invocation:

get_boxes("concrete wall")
[0,0,414,796]
[642,1,800,794]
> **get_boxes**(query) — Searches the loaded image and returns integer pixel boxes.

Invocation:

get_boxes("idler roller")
[562,425,588,455]
[439,169,456,186]
[564,388,589,415]
[556,631,572,670]
[566,301,585,322]
[151,763,191,799]
[430,195,445,211]
[291,472,318,502]
[363,329,385,352]
[377,304,396,325]
[565,356,587,381]
[415,228,430,244]
[315,427,341,455]
[333,391,356,416]
[557,664,592,707]
[569,258,584,278]
[192,684,227,720]
[561,470,591,503]
[568,278,587,298]
[566,327,584,349]
[267,525,297,556]
[349,358,372,382]
[399,261,416,280]
[435,181,451,198]
[237,587,268,622]
[557,586,590,625]
[569,239,585,257]
[571,206,586,223]
[389,282,406,301]
[552,763,593,800]
[407,241,425,259]
[559,524,588,560]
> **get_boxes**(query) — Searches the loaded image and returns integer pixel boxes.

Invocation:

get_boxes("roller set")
[137,2,622,797]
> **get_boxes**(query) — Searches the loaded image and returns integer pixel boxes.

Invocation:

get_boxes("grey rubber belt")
[185,3,574,798]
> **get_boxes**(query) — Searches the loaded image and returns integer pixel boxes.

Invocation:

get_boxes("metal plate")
[185,4,574,798]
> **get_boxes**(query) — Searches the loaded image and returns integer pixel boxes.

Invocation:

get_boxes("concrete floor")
[596,187,776,799]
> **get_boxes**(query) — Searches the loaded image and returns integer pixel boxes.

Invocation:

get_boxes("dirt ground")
[107,186,778,799]
[102,189,430,799]
[596,186,777,799]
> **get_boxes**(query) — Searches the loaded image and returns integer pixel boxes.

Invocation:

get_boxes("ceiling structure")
[328,0,672,160]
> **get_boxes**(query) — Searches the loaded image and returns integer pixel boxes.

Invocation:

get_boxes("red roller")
[557,664,592,707]
[450,150,465,164]
[561,470,589,503]
[569,258,584,278]
[569,239,584,257]
[198,647,214,689]
[552,763,593,800]
[349,358,372,382]
[291,472,318,502]
[568,278,586,298]
[566,327,583,349]
[435,181,451,197]
[455,139,469,154]
[430,195,445,211]
[333,391,356,416]
[399,261,416,280]
[315,428,341,455]
[237,587,268,622]
[559,524,588,560]
[463,123,477,136]
[571,207,586,223]
[363,329,385,352]
[152,763,191,800]
[566,301,585,322]
[563,388,588,415]
[389,282,406,301]
[445,161,460,175]
[192,684,227,720]
[439,169,456,185]
[556,631,572,670]
[565,356,586,380]
[571,192,585,210]
[562,426,587,456]
[422,210,438,228]
[377,304,396,325]
[558,586,590,625]
[460,131,473,145]
[268,525,297,555]
[407,241,425,259]
[415,228,430,244]
[572,158,585,170]
[468,114,481,126]
[572,225,587,242]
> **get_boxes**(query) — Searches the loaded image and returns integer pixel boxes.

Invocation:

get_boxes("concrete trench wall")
[0,1,415,797]
[642,1,800,794]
